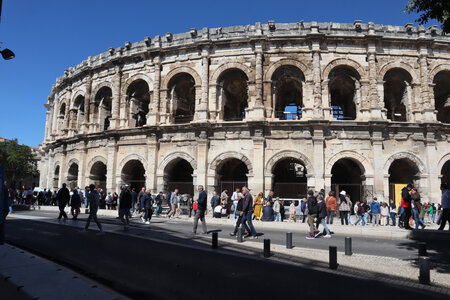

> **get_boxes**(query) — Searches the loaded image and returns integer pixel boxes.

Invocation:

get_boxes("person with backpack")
[354,201,365,226]
[306,190,319,239]
[70,188,81,220]
[338,190,351,225]
[325,191,337,224]
[316,194,331,238]
[141,189,153,224]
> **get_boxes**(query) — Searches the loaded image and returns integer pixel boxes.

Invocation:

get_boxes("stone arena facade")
[38,21,450,204]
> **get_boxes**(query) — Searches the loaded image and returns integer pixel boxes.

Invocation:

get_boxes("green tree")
[406,0,450,33]
[0,139,38,185]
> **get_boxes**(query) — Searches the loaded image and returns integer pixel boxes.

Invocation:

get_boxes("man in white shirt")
[231,188,240,219]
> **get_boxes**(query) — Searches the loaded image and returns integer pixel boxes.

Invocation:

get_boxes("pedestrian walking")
[301,197,307,223]
[154,192,164,216]
[253,192,263,220]
[400,183,413,230]
[338,191,351,225]
[70,188,81,220]
[411,188,425,229]
[354,201,366,226]
[370,197,381,226]
[141,189,153,224]
[192,185,207,234]
[306,190,319,239]
[81,184,104,235]
[438,183,449,230]
[210,192,220,217]
[273,197,281,222]
[136,187,145,216]
[325,191,337,224]
[388,199,397,226]
[119,185,132,231]
[229,192,251,236]
[56,183,70,221]
[231,188,240,219]
[316,194,331,238]
[289,201,297,222]
[380,202,389,226]
[240,187,257,239]
[167,189,179,219]
[131,188,138,215]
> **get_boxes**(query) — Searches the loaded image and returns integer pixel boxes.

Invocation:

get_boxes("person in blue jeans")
[240,187,257,239]
[388,199,397,226]
[354,202,366,226]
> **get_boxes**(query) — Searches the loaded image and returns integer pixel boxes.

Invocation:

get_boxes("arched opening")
[94,87,112,131]
[272,158,307,198]
[218,69,248,121]
[127,80,150,127]
[441,160,450,185]
[331,158,364,204]
[328,66,359,120]
[388,158,421,203]
[433,71,450,123]
[57,103,66,132]
[73,95,85,131]
[168,73,196,124]
[272,66,305,120]
[89,161,107,191]
[67,163,79,190]
[383,68,412,122]
[164,159,194,196]
[121,160,145,191]
[216,158,248,193]
[53,165,60,189]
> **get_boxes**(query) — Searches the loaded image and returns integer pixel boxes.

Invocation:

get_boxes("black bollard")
[264,239,270,258]
[237,228,243,243]
[212,232,218,249]
[329,246,338,270]
[418,242,427,257]
[345,237,352,256]
[286,232,293,249]
[419,256,430,285]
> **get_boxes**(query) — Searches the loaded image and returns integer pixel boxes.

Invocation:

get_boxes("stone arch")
[162,66,201,88]
[264,59,311,82]
[265,150,314,175]
[429,63,450,80]
[86,156,108,174]
[70,90,85,109]
[122,73,153,95]
[322,58,367,82]
[377,61,419,83]
[117,154,147,175]
[67,158,79,169]
[209,151,253,174]
[437,153,450,176]
[325,150,373,176]
[158,152,197,172]
[383,152,427,175]
[91,81,113,98]
[210,61,254,83]
[54,161,61,172]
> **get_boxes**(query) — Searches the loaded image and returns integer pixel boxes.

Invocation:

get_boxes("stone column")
[196,131,209,201]
[148,57,161,125]
[248,45,265,120]
[44,104,52,140]
[367,46,382,120]
[78,142,87,189]
[371,129,385,201]
[410,83,421,122]
[252,131,265,193]
[146,136,158,192]
[313,129,325,192]
[110,66,122,129]
[63,88,72,135]
[51,100,59,138]
[60,147,68,187]
[106,138,117,194]
[424,131,438,202]
[418,52,435,121]
[196,49,209,121]
[312,42,325,119]
[82,76,92,134]
[47,149,54,189]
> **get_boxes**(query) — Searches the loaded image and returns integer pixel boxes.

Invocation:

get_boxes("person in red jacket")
[325,191,337,224]
[400,183,413,230]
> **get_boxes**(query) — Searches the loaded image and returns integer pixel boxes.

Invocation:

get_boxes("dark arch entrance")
[219,69,248,121]
[388,158,420,202]
[53,166,60,189]
[164,159,194,196]
[272,66,305,120]
[329,66,359,120]
[433,71,450,123]
[442,160,450,185]
[89,161,107,191]
[331,158,364,204]
[217,158,248,193]
[121,160,145,191]
[67,163,79,190]
[127,80,150,127]
[168,73,196,124]
[383,68,411,122]
[272,158,307,198]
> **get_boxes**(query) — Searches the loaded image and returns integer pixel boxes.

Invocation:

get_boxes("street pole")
[0,165,5,245]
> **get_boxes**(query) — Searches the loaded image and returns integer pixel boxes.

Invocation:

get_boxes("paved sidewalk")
[0,244,126,300]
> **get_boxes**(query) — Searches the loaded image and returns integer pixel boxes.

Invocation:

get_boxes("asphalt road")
[3,210,449,300]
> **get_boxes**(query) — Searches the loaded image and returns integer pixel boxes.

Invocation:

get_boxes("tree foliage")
[0,139,38,185]
[406,0,450,33]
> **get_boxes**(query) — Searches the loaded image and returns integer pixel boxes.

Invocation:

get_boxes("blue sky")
[0,0,439,147]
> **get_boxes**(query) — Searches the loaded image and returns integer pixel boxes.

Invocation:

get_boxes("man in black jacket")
[130,188,138,215]
[240,187,257,239]
[400,183,413,230]
[192,185,207,234]
[119,186,132,230]
[230,192,251,236]
[306,190,319,239]
[56,183,70,221]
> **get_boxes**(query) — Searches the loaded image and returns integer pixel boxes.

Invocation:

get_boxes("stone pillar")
[419,52,435,121]
[248,45,265,120]
[110,66,122,129]
[148,57,161,125]
[106,138,117,194]
[312,43,325,119]
[63,88,72,135]
[78,142,87,189]
[196,49,209,121]
[51,100,59,138]
[410,83,421,122]
[424,131,438,202]
[196,131,209,201]
[367,46,382,120]
[313,129,325,192]
[372,129,385,201]
[82,76,92,134]
[252,132,265,193]
[146,136,158,192]
[60,147,68,187]
[47,149,54,189]
[44,104,52,140]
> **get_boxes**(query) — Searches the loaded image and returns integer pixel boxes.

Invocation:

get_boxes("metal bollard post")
[329,246,338,270]
[264,239,270,258]
[419,256,430,285]
[286,232,293,249]
[237,228,243,243]
[345,237,352,256]
[418,242,427,257]
[212,232,218,249]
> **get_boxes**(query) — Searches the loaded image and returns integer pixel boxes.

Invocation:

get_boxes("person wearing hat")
[338,190,351,225]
